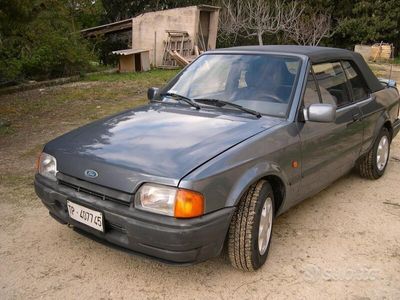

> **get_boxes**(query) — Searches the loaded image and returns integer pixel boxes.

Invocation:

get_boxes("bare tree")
[219,0,303,45]
[283,10,332,46]
[218,0,244,42]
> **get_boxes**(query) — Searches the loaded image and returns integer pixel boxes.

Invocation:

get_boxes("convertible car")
[35,46,400,271]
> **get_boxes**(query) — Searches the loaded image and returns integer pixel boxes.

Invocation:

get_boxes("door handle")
[352,113,361,121]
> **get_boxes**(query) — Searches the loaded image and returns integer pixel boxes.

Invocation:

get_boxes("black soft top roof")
[214,45,383,93]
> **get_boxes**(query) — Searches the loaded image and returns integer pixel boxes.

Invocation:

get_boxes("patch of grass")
[0,173,33,186]
[0,125,15,136]
[84,69,180,83]
[0,173,39,207]
[20,143,44,158]
[0,69,177,140]
[368,64,387,78]
[369,64,378,73]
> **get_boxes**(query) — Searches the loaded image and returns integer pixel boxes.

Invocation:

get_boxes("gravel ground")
[1,72,400,299]
[1,140,400,299]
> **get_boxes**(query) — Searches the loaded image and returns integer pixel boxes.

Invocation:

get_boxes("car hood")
[45,104,282,193]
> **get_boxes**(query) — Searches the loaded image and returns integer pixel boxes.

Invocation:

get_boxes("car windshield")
[162,53,301,117]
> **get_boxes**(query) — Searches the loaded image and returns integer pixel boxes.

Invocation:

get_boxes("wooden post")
[154,31,157,68]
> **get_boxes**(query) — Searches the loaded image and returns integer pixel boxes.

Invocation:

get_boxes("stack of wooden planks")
[160,30,200,68]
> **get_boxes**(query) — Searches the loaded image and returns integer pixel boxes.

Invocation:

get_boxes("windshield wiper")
[194,98,262,118]
[160,92,201,110]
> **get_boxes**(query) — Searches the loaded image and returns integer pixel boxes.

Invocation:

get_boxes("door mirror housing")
[379,78,397,89]
[147,87,159,100]
[304,103,336,123]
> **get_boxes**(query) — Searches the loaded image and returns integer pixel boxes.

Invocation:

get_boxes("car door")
[297,62,364,199]
[341,60,376,153]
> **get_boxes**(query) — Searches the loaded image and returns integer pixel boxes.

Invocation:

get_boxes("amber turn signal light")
[174,189,204,218]
[35,152,42,171]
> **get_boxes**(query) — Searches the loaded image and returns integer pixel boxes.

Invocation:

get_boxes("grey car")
[35,46,400,271]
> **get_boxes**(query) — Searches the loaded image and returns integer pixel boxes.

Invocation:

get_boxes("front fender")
[179,156,291,214]
[178,123,301,214]
[224,161,287,208]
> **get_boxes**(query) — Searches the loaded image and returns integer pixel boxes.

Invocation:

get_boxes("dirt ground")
[1,68,400,299]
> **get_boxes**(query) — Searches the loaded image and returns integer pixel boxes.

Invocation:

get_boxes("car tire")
[227,180,274,271]
[358,127,391,179]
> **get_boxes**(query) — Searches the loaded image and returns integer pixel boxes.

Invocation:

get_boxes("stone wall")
[132,6,198,66]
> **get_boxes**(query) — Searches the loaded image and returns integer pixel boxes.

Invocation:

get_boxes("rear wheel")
[358,127,391,179]
[227,180,274,271]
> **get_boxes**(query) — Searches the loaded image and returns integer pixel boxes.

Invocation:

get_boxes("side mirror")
[147,87,159,100]
[379,78,397,89]
[303,103,336,123]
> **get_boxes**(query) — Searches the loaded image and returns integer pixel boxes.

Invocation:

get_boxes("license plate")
[67,200,104,232]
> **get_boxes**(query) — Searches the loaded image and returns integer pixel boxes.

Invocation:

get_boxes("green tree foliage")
[219,0,400,54]
[67,0,105,29]
[101,0,217,22]
[0,0,99,84]
[334,0,400,53]
[299,0,400,52]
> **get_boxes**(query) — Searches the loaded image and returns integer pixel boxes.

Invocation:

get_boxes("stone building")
[81,5,220,68]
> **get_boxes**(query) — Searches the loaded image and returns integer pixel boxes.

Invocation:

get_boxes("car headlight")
[135,183,204,218]
[36,152,57,181]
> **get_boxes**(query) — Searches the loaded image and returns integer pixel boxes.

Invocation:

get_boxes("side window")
[342,61,369,101]
[312,62,351,107]
[303,70,321,108]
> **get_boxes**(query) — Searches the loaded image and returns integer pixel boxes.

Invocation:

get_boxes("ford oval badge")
[84,169,98,178]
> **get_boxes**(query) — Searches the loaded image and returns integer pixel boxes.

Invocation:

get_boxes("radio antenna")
[389,43,394,81]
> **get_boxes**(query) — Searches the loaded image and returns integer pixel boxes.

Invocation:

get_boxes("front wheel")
[227,180,274,271]
[358,127,391,179]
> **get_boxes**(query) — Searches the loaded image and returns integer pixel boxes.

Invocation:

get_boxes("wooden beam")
[81,20,132,37]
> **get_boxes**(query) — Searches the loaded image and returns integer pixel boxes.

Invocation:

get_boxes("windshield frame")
[157,51,306,119]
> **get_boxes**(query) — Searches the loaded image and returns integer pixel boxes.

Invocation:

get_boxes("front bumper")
[34,174,234,264]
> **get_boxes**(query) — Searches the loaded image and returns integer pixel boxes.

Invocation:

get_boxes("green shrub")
[0,0,95,84]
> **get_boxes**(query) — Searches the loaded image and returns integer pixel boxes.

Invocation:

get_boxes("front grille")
[59,180,130,206]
